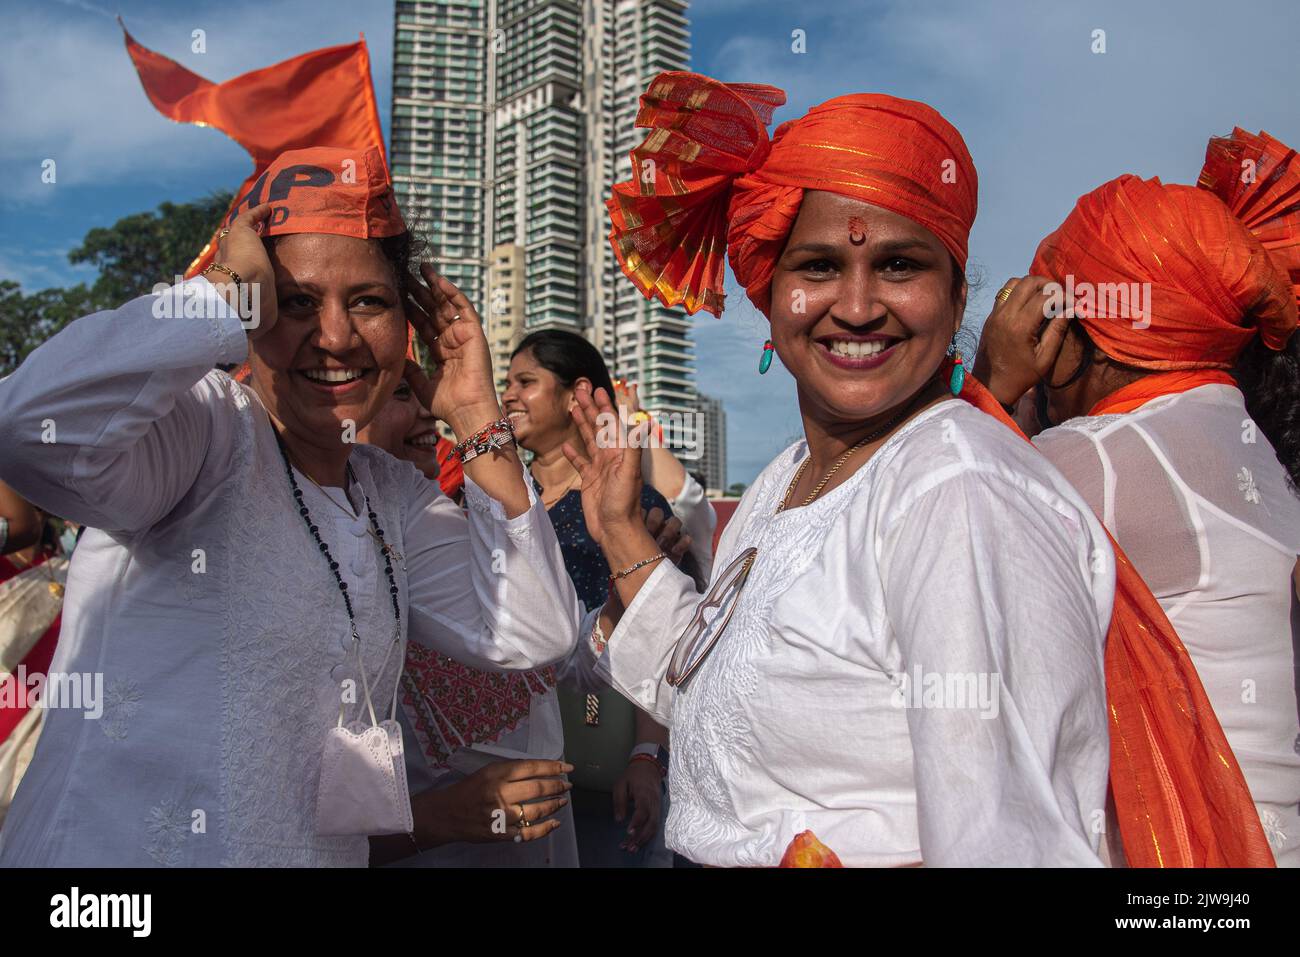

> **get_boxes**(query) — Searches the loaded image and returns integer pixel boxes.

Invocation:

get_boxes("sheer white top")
[1035,384,1300,866]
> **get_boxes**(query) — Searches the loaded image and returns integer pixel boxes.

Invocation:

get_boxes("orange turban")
[607,71,977,318]
[222,145,406,240]
[1030,130,1300,370]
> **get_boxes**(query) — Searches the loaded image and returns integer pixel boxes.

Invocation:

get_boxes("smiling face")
[501,348,584,455]
[357,380,442,479]
[768,191,966,428]
[248,233,407,455]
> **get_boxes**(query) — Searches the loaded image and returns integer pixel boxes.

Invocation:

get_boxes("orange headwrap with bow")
[607,71,977,317]
[1031,130,1300,373]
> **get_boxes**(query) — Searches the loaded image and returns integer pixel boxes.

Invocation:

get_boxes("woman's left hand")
[612,759,663,853]
[405,265,502,438]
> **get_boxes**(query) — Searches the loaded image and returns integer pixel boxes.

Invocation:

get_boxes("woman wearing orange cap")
[976,129,1300,865]
[563,73,1272,868]
[0,146,583,866]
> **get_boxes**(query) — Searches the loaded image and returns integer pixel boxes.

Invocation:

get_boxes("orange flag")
[120,19,387,277]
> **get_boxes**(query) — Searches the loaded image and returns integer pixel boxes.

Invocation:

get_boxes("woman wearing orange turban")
[977,128,1300,865]
[549,71,1262,867]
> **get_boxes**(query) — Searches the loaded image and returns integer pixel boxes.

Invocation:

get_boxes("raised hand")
[972,276,1070,408]
[404,265,502,439]
[562,384,646,549]
[212,202,276,338]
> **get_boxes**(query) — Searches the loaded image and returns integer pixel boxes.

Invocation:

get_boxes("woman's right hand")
[972,275,1069,408]
[563,384,647,548]
[413,759,573,848]
[212,202,277,340]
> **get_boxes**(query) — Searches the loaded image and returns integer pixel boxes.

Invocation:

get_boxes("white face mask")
[315,633,413,837]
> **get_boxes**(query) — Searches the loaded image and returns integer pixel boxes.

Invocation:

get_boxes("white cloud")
[699,0,1300,481]
[0,245,96,290]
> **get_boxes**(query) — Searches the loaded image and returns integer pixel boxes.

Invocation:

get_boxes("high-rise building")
[390,0,698,443]
[697,392,726,496]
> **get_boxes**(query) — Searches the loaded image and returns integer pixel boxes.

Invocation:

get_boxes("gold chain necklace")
[537,468,581,510]
[778,389,934,513]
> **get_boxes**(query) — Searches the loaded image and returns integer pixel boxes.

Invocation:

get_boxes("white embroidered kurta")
[590,400,1116,867]
[1034,384,1300,866]
[0,279,583,867]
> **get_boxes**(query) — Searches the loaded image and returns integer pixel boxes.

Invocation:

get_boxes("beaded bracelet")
[628,752,667,778]
[608,552,666,587]
[452,417,515,464]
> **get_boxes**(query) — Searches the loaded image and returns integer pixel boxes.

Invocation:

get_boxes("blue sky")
[3,0,1299,484]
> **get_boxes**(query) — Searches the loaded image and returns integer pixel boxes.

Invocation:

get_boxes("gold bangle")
[202,262,244,291]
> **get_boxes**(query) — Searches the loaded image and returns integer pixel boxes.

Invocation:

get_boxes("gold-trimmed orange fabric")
[954,360,1274,868]
[1200,128,1300,325]
[606,71,977,317]
[1030,131,1299,371]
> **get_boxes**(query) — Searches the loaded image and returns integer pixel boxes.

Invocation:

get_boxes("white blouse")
[590,399,1116,867]
[0,279,583,867]
[1034,384,1300,866]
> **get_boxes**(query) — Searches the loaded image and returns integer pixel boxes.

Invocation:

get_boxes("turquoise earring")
[949,350,966,395]
[759,339,775,374]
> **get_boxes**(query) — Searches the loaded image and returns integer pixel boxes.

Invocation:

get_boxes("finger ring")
[516,803,526,824]
[451,313,461,322]
[218,228,231,239]
[996,285,1015,303]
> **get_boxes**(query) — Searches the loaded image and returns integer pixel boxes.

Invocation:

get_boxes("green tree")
[69,190,232,305]
[0,191,231,377]
[0,280,96,377]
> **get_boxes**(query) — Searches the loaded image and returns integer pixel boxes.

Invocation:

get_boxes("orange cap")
[222,145,405,240]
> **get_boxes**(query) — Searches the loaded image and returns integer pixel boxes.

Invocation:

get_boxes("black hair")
[511,329,616,399]
[1233,332,1300,490]
[261,201,430,302]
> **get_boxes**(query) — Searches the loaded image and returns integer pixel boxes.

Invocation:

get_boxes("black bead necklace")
[274,432,402,637]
